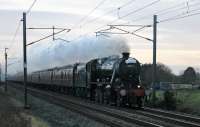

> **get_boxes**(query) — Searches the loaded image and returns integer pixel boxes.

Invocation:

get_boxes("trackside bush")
[164,90,176,110]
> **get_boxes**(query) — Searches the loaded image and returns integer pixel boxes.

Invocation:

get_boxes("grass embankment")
[153,89,200,116]
[175,89,200,115]
[4,85,108,127]
[0,87,50,127]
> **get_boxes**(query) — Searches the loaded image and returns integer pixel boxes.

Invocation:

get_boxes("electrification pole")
[20,12,70,109]
[5,48,8,92]
[152,15,157,105]
[23,12,29,109]
[0,63,1,86]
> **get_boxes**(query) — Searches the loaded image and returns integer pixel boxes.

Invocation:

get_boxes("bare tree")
[140,63,175,87]
[182,67,196,84]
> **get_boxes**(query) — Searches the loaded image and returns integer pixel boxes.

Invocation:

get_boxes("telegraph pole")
[22,12,29,109]
[152,15,157,105]
[5,48,8,92]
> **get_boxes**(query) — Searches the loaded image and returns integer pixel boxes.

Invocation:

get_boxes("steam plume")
[27,35,130,72]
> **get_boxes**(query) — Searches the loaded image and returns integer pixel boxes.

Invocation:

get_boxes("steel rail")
[143,107,200,125]
[134,110,200,127]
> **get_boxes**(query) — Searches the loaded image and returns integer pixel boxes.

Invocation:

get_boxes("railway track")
[10,83,200,127]
[83,102,200,127]
[131,108,200,127]
[141,107,200,126]
[143,107,200,124]
[10,83,162,127]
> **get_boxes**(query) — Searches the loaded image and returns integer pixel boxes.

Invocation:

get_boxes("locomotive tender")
[25,52,145,107]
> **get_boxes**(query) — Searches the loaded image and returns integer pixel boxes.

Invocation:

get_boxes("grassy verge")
[150,89,200,116]
[0,87,50,127]
[175,89,200,115]
[4,85,108,127]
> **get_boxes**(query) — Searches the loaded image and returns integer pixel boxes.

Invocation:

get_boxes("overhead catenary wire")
[71,0,198,44]
[119,0,200,24]
[80,0,137,27]
[26,29,69,46]
[7,19,22,59]
[95,0,161,31]
[26,0,37,15]
[117,0,160,21]
[69,0,162,43]
[69,0,140,42]
[25,0,200,51]
[70,0,200,43]
[70,0,161,42]
[118,0,137,9]
[82,0,198,28]
[72,0,108,29]
[7,60,21,67]
[96,25,153,41]
[113,0,200,25]
[157,1,200,17]
[13,0,198,49]
[8,20,22,50]
[156,0,198,15]
[159,6,200,23]
[70,0,147,42]
[138,1,200,23]
[158,11,200,23]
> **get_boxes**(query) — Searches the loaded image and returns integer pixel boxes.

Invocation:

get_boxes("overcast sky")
[0,0,200,75]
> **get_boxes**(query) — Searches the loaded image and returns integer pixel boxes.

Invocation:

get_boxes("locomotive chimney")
[122,52,130,59]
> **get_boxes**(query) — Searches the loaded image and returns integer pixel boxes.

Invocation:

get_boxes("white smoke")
[26,35,130,72]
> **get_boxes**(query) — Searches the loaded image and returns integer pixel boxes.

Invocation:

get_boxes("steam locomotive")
[14,52,145,107]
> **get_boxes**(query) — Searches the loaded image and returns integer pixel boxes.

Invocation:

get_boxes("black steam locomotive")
[16,52,145,107]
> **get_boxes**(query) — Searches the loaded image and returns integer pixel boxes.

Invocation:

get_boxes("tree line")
[140,63,200,87]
